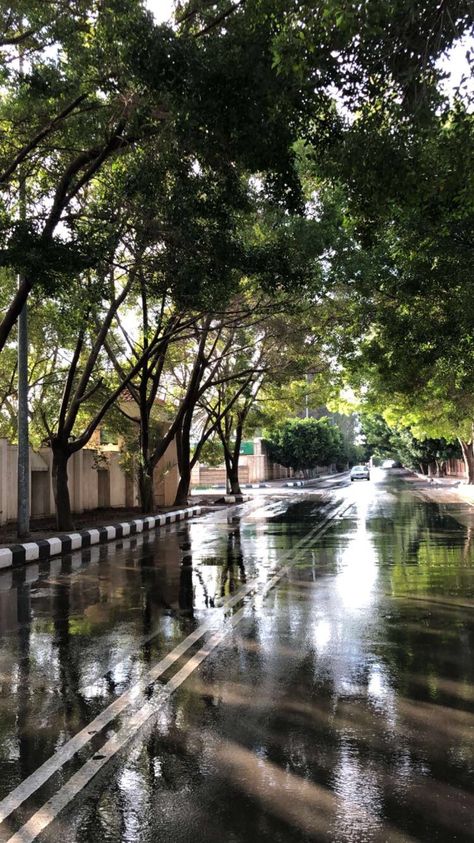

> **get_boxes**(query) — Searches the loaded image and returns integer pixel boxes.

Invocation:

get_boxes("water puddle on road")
[0,478,473,842]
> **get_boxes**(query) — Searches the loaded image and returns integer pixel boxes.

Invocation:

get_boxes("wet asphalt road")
[0,470,473,842]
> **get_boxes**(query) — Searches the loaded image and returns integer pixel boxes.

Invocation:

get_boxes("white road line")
[6,497,355,843]
[4,609,244,843]
[75,498,348,697]
[0,495,353,834]
[216,497,353,609]
[0,617,219,825]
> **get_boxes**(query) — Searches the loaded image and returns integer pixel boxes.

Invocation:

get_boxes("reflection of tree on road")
[16,582,32,780]
[220,525,247,599]
[179,545,194,618]
[53,582,91,729]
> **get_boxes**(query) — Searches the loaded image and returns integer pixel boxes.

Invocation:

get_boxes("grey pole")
[17,274,29,538]
[17,40,29,538]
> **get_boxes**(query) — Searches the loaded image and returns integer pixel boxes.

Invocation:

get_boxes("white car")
[350,465,370,481]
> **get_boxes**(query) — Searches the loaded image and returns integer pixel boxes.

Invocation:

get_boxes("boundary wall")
[0,438,179,526]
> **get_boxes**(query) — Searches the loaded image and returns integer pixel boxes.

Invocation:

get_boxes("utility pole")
[17,43,29,538]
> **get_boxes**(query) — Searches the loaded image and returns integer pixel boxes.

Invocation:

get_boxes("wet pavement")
[0,471,473,841]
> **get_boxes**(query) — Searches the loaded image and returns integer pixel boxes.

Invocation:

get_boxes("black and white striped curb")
[283,472,344,488]
[216,494,252,504]
[0,506,203,570]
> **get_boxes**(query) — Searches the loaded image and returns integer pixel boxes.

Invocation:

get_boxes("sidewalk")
[190,471,343,497]
[0,504,205,570]
[402,470,474,505]
[0,471,344,569]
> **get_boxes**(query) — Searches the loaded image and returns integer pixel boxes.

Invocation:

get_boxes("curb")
[0,506,203,571]
[283,471,346,488]
[215,494,252,504]
[243,483,269,489]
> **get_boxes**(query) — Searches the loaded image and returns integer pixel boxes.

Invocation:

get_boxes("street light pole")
[17,44,29,538]
[17,270,29,538]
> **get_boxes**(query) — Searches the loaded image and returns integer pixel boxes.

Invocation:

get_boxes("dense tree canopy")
[266,417,346,473]
[0,0,474,533]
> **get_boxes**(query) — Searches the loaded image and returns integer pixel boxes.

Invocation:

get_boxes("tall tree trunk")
[174,418,192,507]
[459,438,474,484]
[228,417,244,495]
[138,464,154,512]
[223,442,242,495]
[52,445,74,531]
[174,468,191,507]
[226,460,242,495]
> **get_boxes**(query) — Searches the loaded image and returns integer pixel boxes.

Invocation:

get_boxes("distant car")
[381,459,396,469]
[350,464,370,481]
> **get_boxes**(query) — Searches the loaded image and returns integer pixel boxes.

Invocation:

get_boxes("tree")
[0,1,178,351]
[359,414,462,474]
[198,321,269,496]
[316,103,474,480]
[2,0,469,352]
[266,417,346,474]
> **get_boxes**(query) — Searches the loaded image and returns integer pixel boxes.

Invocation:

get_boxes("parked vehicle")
[350,464,370,481]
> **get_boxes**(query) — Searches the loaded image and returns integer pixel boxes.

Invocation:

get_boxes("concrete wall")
[153,438,179,507]
[191,438,292,487]
[0,436,179,525]
[434,458,466,478]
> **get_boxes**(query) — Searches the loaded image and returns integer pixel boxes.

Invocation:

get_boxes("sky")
[146,0,174,24]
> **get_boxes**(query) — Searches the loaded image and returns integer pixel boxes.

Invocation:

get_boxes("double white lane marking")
[4,496,354,843]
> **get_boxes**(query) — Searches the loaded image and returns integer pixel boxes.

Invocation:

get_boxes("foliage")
[314,100,474,473]
[197,436,224,467]
[265,416,346,471]
[359,414,462,472]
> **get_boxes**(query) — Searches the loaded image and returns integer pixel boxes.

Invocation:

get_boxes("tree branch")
[0,94,88,186]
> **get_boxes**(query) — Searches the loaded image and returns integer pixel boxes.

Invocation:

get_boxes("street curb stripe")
[0,506,202,571]
[4,496,355,843]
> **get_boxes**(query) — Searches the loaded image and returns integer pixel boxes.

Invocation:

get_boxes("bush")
[265,417,346,471]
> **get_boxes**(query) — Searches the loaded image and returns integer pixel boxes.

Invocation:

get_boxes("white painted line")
[88,530,100,545]
[0,615,221,824]
[5,608,246,843]
[7,499,352,843]
[105,526,116,540]
[133,520,143,533]
[119,523,131,537]
[76,499,351,702]
[216,498,353,609]
[0,496,353,831]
